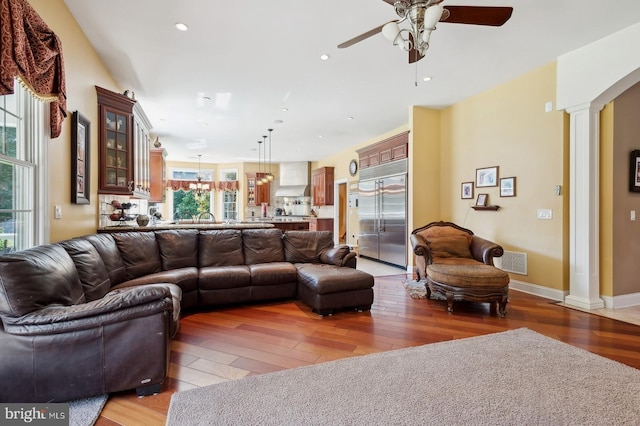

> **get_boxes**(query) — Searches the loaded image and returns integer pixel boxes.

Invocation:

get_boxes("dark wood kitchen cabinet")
[96,86,151,198]
[312,167,334,206]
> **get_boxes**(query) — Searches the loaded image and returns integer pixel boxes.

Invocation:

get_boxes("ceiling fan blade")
[338,21,394,49]
[380,0,395,5]
[442,6,513,27]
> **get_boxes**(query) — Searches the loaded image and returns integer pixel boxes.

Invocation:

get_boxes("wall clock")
[349,159,358,176]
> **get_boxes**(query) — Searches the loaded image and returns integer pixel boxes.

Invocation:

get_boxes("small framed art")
[476,166,498,187]
[476,193,488,207]
[500,177,516,197]
[71,111,90,204]
[630,150,640,193]
[461,182,474,199]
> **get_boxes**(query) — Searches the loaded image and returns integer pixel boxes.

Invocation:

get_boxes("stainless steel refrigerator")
[358,160,407,268]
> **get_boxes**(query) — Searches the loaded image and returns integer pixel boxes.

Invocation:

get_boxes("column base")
[564,294,605,310]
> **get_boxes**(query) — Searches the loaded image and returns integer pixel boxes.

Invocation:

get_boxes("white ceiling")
[64,0,640,164]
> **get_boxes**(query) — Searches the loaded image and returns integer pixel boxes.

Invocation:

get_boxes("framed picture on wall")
[630,150,640,192]
[476,166,499,187]
[476,193,488,207]
[461,182,474,199]
[500,177,516,197]
[71,111,90,204]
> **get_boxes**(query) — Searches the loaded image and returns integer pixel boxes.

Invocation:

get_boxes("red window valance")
[0,0,66,137]
[167,180,239,192]
[217,181,238,192]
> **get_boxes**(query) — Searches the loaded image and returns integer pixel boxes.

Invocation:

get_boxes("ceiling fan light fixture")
[382,21,401,41]
[424,4,443,29]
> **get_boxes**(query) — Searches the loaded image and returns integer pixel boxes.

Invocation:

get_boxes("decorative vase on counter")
[136,214,150,227]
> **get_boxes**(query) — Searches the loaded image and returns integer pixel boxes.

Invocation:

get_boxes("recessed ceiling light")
[175,22,189,31]
[423,76,432,82]
[320,54,330,61]
[347,116,354,120]
[274,119,284,124]
[282,108,288,112]
[318,135,324,139]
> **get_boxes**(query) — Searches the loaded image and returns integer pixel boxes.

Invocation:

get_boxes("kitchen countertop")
[98,222,275,232]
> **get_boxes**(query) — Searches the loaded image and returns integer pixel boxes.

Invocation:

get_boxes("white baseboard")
[601,292,640,309]
[508,279,567,302]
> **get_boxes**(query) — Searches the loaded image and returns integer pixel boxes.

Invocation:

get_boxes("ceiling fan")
[338,0,513,63]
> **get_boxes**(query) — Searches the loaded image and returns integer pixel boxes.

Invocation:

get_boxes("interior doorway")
[337,180,347,244]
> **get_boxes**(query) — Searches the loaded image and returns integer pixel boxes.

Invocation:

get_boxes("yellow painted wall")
[30,0,120,242]
[440,62,566,290]
[410,106,441,229]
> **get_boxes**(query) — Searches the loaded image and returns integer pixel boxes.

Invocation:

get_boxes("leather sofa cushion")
[199,230,244,267]
[296,263,374,295]
[199,265,251,290]
[156,229,198,270]
[242,229,285,265]
[83,233,127,285]
[59,238,111,302]
[0,244,85,316]
[282,231,334,263]
[115,268,199,294]
[248,262,297,286]
[112,232,162,280]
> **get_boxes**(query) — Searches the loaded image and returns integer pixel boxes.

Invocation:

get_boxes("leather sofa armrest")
[470,236,504,265]
[410,233,433,264]
[320,246,356,268]
[1,286,173,336]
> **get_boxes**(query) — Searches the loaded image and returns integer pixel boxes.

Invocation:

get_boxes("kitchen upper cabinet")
[357,131,409,171]
[96,86,151,198]
[312,166,334,206]
[149,148,167,203]
[246,173,270,206]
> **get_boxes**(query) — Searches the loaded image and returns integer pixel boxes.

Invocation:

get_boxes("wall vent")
[495,251,528,275]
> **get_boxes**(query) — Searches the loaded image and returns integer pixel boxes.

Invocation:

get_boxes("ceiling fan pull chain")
[415,61,418,87]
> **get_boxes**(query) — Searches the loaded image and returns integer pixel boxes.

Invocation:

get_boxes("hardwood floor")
[96,274,640,425]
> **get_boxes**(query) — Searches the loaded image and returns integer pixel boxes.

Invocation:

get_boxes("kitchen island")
[244,217,334,232]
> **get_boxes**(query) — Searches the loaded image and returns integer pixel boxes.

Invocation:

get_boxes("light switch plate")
[537,209,552,220]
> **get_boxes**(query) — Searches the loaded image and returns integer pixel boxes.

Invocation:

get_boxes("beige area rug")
[166,328,640,425]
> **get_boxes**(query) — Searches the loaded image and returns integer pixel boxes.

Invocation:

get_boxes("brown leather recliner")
[410,221,504,281]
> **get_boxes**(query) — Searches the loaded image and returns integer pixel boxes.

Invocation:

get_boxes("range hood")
[275,161,310,197]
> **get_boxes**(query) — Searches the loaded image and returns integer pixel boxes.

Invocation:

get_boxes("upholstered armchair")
[410,221,504,281]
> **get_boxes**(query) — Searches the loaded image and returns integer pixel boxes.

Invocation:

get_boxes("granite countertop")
[98,222,275,232]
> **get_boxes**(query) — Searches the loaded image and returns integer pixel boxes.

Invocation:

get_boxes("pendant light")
[256,139,263,186]
[267,128,274,181]
[261,135,268,183]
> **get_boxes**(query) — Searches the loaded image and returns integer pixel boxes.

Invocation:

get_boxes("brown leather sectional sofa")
[0,228,373,403]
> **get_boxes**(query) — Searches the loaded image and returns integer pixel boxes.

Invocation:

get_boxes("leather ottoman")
[426,263,509,317]
[295,264,374,316]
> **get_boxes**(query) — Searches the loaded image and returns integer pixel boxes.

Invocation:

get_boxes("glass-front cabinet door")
[97,86,135,195]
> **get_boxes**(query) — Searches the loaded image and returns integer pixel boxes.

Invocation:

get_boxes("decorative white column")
[564,103,605,310]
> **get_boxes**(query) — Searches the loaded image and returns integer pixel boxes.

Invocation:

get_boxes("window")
[169,167,213,221]
[220,169,238,221]
[0,82,48,252]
